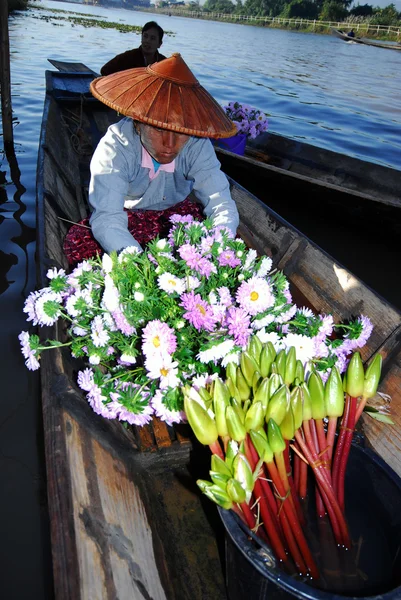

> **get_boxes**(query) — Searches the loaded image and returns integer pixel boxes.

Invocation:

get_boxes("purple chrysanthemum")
[226,306,252,347]
[218,250,241,268]
[180,292,217,332]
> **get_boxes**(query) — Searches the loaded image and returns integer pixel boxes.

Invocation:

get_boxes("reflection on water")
[0,1,400,596]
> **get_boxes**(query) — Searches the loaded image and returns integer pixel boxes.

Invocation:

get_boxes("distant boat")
[331,27,401,51]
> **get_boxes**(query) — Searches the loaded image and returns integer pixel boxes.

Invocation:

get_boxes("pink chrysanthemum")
[218,250,241,268]
[226,307,252,347]
[151,390,186,426]
[142,319,177,356]
[180,292,217,332]
[236,277,275,316]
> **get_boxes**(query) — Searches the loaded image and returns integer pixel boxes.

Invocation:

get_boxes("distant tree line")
[161,0,401,24]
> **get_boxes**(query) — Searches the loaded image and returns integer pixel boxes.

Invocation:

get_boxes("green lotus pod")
[267,418,286,454]
[214,395,229,438]
[231,397,246,424]
[265,384,290,426]
[198,386,213,409]
[226,478,246,504]
[290,386,304,430]
[249,429,273,463]
[300,382,312,421]
[276,349,287,379]
[184,394,218,445]
[270,362,278,375]
[226,405,246,442]
[210,471,230,490]
[268,373,284,399]
[295,360,305,383]
[183,384,206,410]
[248,335,263,364]
[363,354,382,399]
[243,399,251,415]
[245,401,265,432]
[233,453,254,493]
[252,371,262,395]
[226,362,237,386]
[211,454,233,477]
[226,377,242,403]
[236,367,251,401]
[345,352,365,398]
[284,346,297,386]
[254,378,270,413]
[197,480,233,510]
[213,377,230,405]
[259,343,275,378]
[240,352,260,387]
[308,371,326,420]
[266,341,277,361]
[324,366,345,418]
[280,404,295,441]
[225,440,239,471]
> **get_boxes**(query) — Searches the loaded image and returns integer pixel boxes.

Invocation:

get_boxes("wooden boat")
[37,61,401,599]
[331,27,401,51]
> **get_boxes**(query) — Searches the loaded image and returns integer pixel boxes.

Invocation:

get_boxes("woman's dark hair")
[142,21,164,43]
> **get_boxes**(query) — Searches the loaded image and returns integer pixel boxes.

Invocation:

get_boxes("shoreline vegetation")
[9,1,401,43]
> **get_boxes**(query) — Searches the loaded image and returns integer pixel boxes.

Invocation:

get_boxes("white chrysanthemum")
[175,320,185,329]
[158,272,186,295]
[221,350,241,367]
[72,325,88,336]
[34,291,63,326]
[134,291,145,302]
[282,333,316,365]
[257,256,273,278]
[197,339,235,364]
[89,354,101,365]
[102,274,120,312]
[145,355,180,389]
[256,330,283,349]
[156,239,168,250]
[91,315,109,348]
[238,273,244,281]
[242,249,257,271]
[252,314,276,330]
[102,253,113,274]
[236,277,275,316]
[120,353,137,365]
[184,276,201,291]
[191,372,219,390]
[47,267,66,280]
[118,246,141,263]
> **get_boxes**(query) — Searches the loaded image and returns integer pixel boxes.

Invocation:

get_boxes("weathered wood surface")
[37,66,401,598]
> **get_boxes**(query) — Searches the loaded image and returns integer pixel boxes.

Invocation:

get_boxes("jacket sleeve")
[186,139,239,236]
[89,124,143,253]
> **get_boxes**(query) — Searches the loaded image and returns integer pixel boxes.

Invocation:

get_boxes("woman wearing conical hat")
[85,53,239,257]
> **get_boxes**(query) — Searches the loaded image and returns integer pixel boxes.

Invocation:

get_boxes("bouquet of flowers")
[223,102,269,139]
[19,215,374,429]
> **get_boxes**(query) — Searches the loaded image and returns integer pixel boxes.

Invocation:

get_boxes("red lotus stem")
[209,440,224,460]
[326,416,338,464]
[284,441,305,525]
[276,502,308,575]
[355,397,368,425]
[267,459,319,579]
[294,430,350,548]
[253,478,288,562]
[309,420,327,517]
[239,501,257,530]
[336,396,357,512]
[332,397,351,497]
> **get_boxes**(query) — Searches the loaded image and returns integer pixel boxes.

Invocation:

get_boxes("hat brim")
[90,67,237,139]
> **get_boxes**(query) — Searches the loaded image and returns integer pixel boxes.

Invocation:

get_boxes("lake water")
[1,1,401,597]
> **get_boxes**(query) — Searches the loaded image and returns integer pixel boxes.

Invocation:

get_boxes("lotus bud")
[345,352,365,398]
[226,478,246,504]
[270,362,278,374]
[267,341,277,361]
[260,343,275,378]
[249,429,273,463]
[280,404,295,441]
[226,362,237,385]
[211,454,232,477]
[268,373,284,399]
[210,472,230,489]
[300,382,312,421]
[184,394,218,446]
[290,386,304,430]
[295,360,305,383]
[265,384,290,426]
[236,367,251,401]
[276,349,287,379]
[267,418,286,454]
[233,453,254,493]
[240,352,260,387]
[252,371,262,395]
[363,354,382,399]
[254,378,270,413]
[245,401,265,432]
[308,371,326,420]
[243,399,251,415]
[284,346,297,386]
[197,480,233,510]
[213,377,230,405]
[324,366,344,418]
[225,440,239,471]
[183,384,206,409]
[231,397,246,424]
[248,335,263,364]
[198,386,213,409]
[226,377,242,403]
[226,406,246,442]
[213,395,229,438]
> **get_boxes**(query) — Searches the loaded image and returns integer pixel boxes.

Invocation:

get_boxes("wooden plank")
[48,59,99,75]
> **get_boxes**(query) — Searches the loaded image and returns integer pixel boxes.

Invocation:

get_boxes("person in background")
[100,21,166,76]
[347,29,355,38]
[64,53,239,260]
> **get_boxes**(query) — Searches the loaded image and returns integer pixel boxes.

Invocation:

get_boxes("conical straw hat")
[90,53,237,139]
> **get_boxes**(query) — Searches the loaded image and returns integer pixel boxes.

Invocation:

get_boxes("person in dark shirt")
[347,29,355,38]
[100,21,167,76]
